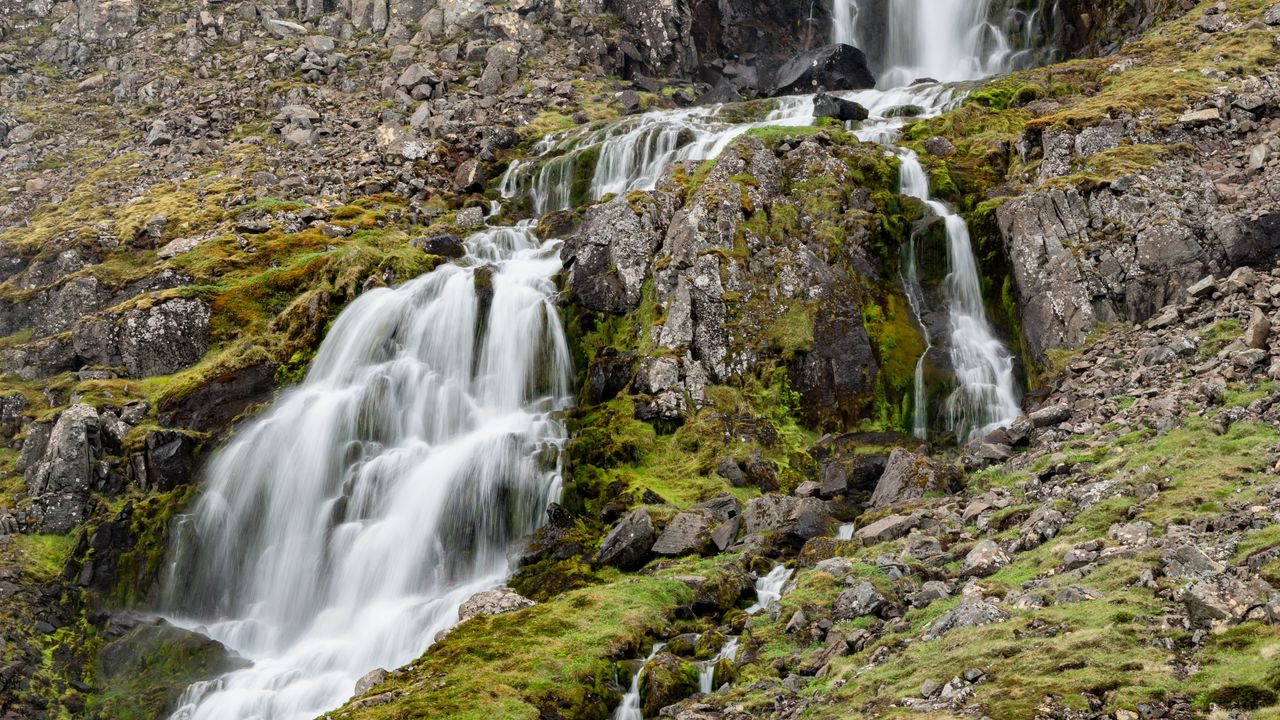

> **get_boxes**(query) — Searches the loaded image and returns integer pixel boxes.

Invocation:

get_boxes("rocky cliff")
[3,0,1280,719]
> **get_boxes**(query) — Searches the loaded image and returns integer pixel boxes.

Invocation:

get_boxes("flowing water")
[612,643,667,720]
[698,637,741,693]
[897,155,1021,440]
[744,564,794,615]
[161,223,572,720]
[160,4,1035,716]
[832,0,1035,86]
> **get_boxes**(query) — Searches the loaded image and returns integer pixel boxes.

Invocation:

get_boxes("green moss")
[91,622,246,720]
[333,578,693,720]
[1198,318,1244,361]
[10,533,76,581]
[111,487,195,606]
[765,303,814,361]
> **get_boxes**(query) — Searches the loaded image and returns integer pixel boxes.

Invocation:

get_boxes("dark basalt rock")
[410,234,465,258]
[593,508,656,570]
[159,361,277,434]
[767,44,876,97]
[813,92,869,122]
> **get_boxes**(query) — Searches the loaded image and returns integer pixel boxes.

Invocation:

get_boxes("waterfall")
[501,97,815,215]
[612,643,666,720]
[160,222,572,720]
[832,0,1026,86]
[898,155,1021,440]
[697,637,740,693]
[156,7,1043,715]
[744,565,794,614]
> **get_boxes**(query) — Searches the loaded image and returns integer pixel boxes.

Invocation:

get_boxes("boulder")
[97,615,249,719]
[411,234,466,258]
[855,513,920,545]
[1027,403,1071,428]
[638,651,699,716]
[815,446,886,499]
[593,508,656,570]
[354,668,387,695]
[742,494,832,547]
[833,580,892,620]
[869,448,960,508]
[457,588,535,622]
[24,404,101,533]
[812,93,869,122]
[691,566,752,614]
[922,599,1009,641]
[959,540,1011,578]
[767,44,875,96]
[652,510,714,556]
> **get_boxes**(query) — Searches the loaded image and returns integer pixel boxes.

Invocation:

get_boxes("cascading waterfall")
[898,155,1021,440]
[159,5,1043,716]
[828,0,1025,440]
[832,0,1036,86]
[612,643,667,720]
[744,565,794,614]
[698,637,740,693]
[160,222,571,720]
[501,97,814,214]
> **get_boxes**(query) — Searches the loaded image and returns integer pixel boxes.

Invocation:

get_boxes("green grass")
[334,578,693,720]
[10,533,76,581]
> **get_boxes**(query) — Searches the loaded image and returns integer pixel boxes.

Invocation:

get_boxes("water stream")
[160,3,1034,716]
[161,223,572,720]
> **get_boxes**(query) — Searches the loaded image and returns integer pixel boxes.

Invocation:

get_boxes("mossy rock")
[710,656,738,690]
[693,630,727,660]
[93,617,248,720]
[638,651,698,716]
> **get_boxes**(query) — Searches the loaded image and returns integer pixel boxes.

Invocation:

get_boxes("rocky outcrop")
[999,75,1280,362]
[593,508,656,569]
[766,44,876,97]
[564,193,675,313]
[74,298,211,377]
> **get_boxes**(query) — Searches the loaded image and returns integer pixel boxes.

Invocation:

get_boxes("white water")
[501,96,815,214]
[837,523,855,540]
[832,0,1022,87]
[157,7,1038,715]
[897,155,1021,440]
[744,564,794,614]
[613,642,666,720]
[161,222,572,720]
[698,636,740,693]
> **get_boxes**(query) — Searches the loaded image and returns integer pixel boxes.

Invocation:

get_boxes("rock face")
[75,298,211,377]
[564,193,674,314]
[998,90,1280,361]
[767,44,876,96]
[558,133,900,429]
[869,448,960,508]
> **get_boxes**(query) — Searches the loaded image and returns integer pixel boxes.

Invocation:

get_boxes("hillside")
[0,0,1279,719]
